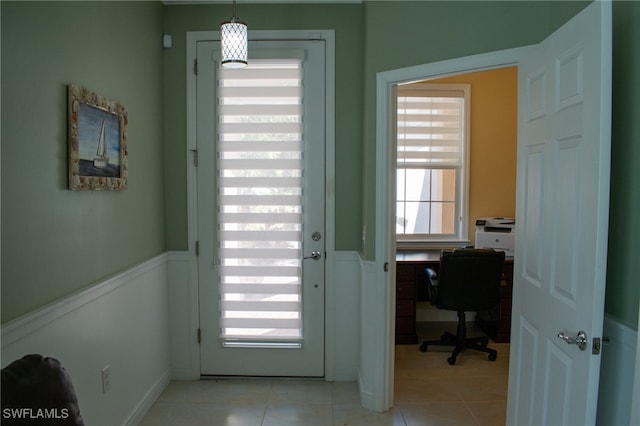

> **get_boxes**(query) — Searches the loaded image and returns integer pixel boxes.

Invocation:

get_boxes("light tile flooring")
[141,322,509,425]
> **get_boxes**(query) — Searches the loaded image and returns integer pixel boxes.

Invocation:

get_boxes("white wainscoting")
[167,250,362,382]
[167,251,200,380]
[1,248,448,424]
[328,251,361,381]
[358,259,382,411]
[5,250,633,423]
[1,253,172,426]
[596,314,639,426]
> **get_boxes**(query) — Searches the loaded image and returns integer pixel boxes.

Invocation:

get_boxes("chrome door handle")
[303,251,321,260]
[557,330,587,351]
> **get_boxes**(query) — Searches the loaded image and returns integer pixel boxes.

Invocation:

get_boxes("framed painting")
[67,84,128,190]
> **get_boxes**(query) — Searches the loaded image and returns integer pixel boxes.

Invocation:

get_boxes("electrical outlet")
[101,365,111,394]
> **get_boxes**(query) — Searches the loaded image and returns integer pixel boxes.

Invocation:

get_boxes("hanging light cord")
[231,0,238,23]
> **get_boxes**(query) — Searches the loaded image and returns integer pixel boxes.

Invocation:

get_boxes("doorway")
[186,30,336,379]
[372,3,612,421]
[393,68,517,423]
[366,46,533,413]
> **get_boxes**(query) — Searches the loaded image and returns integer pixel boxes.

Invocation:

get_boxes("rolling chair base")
[418,312,497,365]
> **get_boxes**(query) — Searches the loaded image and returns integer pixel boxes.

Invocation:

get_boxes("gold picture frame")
[67,84,128,190]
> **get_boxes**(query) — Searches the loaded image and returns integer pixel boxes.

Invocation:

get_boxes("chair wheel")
[447,356,456,365]
[419,343,428,352]
[488,353,497,361]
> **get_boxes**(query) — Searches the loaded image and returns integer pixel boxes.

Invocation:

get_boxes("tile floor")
[141,322,509,425]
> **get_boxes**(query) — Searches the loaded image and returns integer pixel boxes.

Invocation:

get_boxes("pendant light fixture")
[220,0,248,69]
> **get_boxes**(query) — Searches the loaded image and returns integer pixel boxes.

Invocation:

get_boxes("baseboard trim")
[358,369,375,409]
[124,368,172,426]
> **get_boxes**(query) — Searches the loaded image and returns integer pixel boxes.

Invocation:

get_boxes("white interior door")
[196,39,326,377]
[507,2,611,424]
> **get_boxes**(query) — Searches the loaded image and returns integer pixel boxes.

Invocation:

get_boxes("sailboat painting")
[77,103,119,177]
[93,120,110,169]
[68,84,128,191]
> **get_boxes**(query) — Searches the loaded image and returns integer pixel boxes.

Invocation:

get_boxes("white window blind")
[396,84,469,241]
[396,88,465,169]
[217,59,304,346]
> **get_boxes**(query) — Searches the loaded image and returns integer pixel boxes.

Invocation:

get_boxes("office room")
[1,1,639,425]
[392,66,515,423]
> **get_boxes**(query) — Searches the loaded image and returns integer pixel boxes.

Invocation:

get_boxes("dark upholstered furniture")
[419,248,505,365]
[1,354,84,425]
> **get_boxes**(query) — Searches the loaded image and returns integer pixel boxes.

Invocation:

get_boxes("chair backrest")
[435,248,505,312]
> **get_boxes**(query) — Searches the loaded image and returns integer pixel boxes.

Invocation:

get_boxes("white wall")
[328,251,361,380]
[358,259,390,411]
[167,251,199,380]
[1,254,172,426]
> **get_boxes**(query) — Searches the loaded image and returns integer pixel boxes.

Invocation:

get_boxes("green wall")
[360,1,589,259]
[605,1,640,329]
[1,1,165,323]
[2,1,638,331]
[359,1,639,329]
[162,3,364,252]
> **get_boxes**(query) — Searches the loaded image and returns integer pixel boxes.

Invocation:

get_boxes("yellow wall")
[425,67,517,245]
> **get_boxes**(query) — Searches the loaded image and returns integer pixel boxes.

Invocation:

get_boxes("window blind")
[397,88,465,169]
[217,59,304,345]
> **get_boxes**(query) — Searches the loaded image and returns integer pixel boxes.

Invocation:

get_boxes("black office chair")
[418,248,505,365]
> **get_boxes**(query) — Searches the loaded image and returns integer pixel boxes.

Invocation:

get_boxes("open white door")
[507,2,612,425]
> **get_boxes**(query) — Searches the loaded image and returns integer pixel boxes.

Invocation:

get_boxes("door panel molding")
[509,2,611,424]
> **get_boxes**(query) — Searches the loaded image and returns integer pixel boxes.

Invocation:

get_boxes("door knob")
[303,251,321,260]
[557,330,587,351]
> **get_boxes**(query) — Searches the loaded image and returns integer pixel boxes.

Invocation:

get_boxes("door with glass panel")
[196,40,325,376]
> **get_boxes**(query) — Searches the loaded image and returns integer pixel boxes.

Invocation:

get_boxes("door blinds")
[217,59,304,346]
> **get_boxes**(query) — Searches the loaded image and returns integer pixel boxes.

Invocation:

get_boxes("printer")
[475,217,515,256]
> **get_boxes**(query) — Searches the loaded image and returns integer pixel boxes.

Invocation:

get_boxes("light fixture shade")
[221,20,248,69]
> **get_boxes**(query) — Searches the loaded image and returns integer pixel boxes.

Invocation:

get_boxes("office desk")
[395,251,514,344]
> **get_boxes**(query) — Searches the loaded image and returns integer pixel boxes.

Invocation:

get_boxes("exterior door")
[507,2,611,425]
[196,39,326,377]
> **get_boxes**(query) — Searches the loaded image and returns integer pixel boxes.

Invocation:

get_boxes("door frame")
[369,46,533,411]
[184,30,336,379]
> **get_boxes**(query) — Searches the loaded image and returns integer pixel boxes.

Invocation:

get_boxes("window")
[396,84,470,246]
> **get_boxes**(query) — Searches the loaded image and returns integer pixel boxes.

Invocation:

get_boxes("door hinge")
[197,328,201,344]
[191,149,198,167]
[194,58,198,75]
[195,240,200,256]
